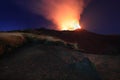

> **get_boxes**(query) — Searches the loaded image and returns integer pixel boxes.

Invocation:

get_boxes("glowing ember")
[60,20,81,31]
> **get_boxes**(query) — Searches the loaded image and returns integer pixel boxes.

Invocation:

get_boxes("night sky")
[0,0,120,34]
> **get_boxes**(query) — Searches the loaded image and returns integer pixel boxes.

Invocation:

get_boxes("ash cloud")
[14,0,91,29]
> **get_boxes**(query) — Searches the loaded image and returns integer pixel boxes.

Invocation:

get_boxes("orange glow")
[18,0,89,31]
[50,2,82,31]
[30,0,84,31]
[60,20,81,31]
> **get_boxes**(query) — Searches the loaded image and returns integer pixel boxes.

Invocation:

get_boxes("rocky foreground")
[0,32,120,80]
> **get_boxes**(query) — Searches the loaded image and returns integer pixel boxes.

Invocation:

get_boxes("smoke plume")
[14,0,91,30]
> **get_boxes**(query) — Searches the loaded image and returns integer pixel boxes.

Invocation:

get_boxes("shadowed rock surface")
[84,54,120,80]
[0,42,101,80]
[0,31,120,80]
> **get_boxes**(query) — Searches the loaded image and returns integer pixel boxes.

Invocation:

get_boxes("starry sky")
[0,0,120,34]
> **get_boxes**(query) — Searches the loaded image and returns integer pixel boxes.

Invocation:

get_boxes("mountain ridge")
[14,28,120,55]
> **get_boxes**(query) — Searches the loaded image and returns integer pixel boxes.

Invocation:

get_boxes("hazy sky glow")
[0,0,120,34]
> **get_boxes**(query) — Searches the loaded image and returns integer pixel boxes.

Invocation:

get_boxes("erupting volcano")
[16,0,89,31]
[35,0,84,31]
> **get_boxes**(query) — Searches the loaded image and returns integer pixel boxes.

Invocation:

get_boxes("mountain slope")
[21,28,120,54]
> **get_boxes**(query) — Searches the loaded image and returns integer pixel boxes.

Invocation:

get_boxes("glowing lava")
[60,20,81,31]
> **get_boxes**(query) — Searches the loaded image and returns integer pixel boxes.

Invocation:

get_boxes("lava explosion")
[60,20,81,30]
[15,0,90,30]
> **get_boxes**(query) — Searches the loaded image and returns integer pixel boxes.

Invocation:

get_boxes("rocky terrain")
[0,29,120,80]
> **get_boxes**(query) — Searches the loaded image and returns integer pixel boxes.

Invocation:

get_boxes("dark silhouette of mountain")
[19,28,120,55]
